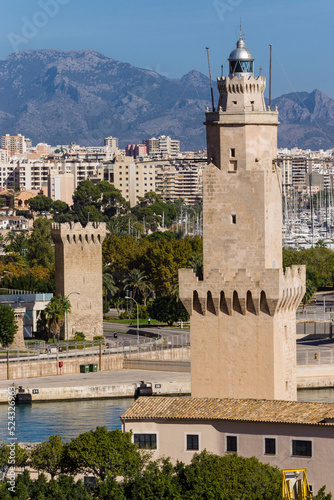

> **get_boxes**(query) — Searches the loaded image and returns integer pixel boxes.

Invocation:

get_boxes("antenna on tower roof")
[237,20,245,39]
[206,47,215,112]
[221,42,224,77]
[269,44,272,109]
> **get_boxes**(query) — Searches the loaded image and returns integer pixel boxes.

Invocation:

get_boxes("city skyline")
[0,0,333,100]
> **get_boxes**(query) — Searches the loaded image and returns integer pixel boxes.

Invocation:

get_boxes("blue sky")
[0,0,333,99]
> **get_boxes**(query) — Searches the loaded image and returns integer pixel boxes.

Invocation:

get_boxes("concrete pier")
[0,369,191,403]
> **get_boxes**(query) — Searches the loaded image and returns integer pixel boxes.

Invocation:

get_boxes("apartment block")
[125,144,147,159]
[1,134,26,157]
[0,149,8,163]
[143,135,180,158]
[49,171,75,205]
[155,161,204,204]
[104,136,119,149]
[104,158,156,207]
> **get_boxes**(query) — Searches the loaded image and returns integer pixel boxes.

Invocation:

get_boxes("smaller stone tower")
[51,222,107,340]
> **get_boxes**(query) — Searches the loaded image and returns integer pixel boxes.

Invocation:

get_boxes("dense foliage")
[148,294,189,325]
[283,245,334,290]
[0,304,18,346]
[0,436,331,499]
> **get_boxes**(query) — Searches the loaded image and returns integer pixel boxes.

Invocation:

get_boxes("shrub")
[73,332,85,341]
[119,311,130,320]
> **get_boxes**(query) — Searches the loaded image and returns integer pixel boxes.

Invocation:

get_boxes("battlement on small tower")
[51,222,107,245]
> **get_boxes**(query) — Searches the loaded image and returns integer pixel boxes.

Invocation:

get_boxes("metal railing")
[297,348,334,365]
[0,333,191,364]
[296,308,332,322]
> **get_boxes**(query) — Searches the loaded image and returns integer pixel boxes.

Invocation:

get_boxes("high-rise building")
[143,135,180,158]
[49,171,75,205]
[179,35,306,401]
[104,136,119,149]
[1,134,26,157]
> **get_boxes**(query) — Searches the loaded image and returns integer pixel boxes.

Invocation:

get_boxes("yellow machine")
[282,469,311,499]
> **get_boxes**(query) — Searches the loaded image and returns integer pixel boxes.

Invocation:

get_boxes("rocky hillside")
[0,49,333,150]
[272,89,334,150]
[0,49,211,150]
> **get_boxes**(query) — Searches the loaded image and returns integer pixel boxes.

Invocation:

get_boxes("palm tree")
[4,231,29,257]
[102,266,118,300]
[123,269,151,302]
[44,295,70,343]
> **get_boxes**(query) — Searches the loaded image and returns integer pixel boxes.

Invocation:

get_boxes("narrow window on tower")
[231,214,237,224]
[230,148,236,158]
[229,160,237,172]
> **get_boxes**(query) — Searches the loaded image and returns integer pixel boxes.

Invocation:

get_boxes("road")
[103,322,189,345]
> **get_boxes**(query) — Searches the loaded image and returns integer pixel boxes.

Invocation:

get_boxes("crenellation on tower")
[179,34,305,401]
[51,221,107,340]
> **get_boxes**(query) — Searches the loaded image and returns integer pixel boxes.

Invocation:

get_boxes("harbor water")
[0,389,334,443]
[0,397,134,443]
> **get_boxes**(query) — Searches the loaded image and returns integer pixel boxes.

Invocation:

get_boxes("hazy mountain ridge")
[272,89,334,150]
[0,49,333,150]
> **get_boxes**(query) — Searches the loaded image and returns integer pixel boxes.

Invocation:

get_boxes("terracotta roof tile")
[120,397,334,426]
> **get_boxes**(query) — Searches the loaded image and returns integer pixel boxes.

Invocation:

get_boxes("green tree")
[0,304,18,346]
[187,251,203,279]
[51,200,72,223]
[27,217,54,269]
[137,191,162,206]
[4,231,29,257]
[176,451,282,500]
[44,295,69,343]
[103,265,118,300]
[4,274,55,294]
[0,442,29,474]
[148,294,189,326]
[123,269,151,302]
[28,194,53,214]
[302,279,317,309]
[123,458,181,500]
[98,181,129,218]
[29,435,65,478]
[52,200,69,214]
[65,427,142,481]
[312,486,333,500]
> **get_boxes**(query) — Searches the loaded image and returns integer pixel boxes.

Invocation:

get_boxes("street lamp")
[66,292,80,343]
[125,296,139,345]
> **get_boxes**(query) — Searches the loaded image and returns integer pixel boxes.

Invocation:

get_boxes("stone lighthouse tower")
[179,35,305,401]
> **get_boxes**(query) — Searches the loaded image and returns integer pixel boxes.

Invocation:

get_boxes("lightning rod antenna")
[269,44,272,109]
[206,47,215,112]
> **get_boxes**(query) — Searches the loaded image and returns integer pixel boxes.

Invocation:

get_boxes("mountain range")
[0,49,333,151]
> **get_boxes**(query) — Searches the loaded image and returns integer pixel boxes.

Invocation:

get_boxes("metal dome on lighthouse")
[228,28,254,78]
